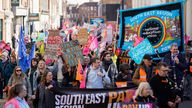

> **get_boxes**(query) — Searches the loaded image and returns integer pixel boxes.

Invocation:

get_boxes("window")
[91,6,93,10]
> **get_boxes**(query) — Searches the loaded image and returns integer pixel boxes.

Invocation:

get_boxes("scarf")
[102,59,113,72]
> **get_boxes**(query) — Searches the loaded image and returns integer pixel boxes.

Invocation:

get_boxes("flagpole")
[114,9,119,54]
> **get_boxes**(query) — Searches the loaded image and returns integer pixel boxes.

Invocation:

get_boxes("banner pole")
[114,10,119,54]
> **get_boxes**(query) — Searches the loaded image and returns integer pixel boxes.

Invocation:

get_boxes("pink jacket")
[3,98,20,108]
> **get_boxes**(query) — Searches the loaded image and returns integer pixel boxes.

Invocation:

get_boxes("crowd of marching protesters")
[0,40,192,108]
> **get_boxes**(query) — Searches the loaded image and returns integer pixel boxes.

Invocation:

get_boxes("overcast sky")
[67,0,99,4]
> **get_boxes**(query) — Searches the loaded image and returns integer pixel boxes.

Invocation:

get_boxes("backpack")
[85,67,109,88]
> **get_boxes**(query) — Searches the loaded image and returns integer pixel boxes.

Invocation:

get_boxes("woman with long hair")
[3,84,30,108]
[35,69,56,108]
[8,66,32,98]
[101,51,118,88]
[27,58,38,93]
[132,82,156,103]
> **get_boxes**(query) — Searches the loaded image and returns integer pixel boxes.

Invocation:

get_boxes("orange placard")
[115,82,127,88]
[76,60,83,81]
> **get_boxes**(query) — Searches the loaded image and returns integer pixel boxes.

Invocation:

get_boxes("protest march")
[0,1,192,108]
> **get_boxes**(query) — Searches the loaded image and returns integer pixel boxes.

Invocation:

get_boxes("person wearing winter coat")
[35,69,56,108]
[0,51,17,96]
[3,84,30,108]
[101,52,118,88]
[132,82,156,103]
[8,66,32,99]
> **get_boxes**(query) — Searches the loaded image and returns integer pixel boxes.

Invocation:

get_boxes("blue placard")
[90,17,105,26]
[128,38,155,64]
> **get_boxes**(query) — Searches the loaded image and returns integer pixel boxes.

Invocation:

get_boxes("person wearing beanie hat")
[132,54,155,85]
[1,50,9,62]
[143,54,152,61]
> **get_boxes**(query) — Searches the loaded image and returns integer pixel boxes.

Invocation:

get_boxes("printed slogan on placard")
[45,36,63,59]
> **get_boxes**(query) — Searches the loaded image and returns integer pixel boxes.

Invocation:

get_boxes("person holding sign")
[132,54,154,85]
[150,62,181,108]
[86,58,111,88]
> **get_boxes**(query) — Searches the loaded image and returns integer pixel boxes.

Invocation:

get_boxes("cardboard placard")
[45,36,63,59]
[48,30,60,36]
[78,28,89,45]
[62,40,84,67]
[128,38,155,64]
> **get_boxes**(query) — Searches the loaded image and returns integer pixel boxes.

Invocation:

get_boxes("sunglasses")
[16,69,22,72]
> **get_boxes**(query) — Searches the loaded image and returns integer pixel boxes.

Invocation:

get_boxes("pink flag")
[89,36,98,51]
[133,36,144,47]
[0,41,6,49]
[83,46,90,56]
[87,35,94,44]
[62,21,67,30]
[80,67,87,89]
[4,45,11,51]
[185,34,190,44]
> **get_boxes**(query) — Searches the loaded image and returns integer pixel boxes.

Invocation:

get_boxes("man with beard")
[101,52,118,88]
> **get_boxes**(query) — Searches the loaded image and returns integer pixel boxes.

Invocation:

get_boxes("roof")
[79,2,98,7]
